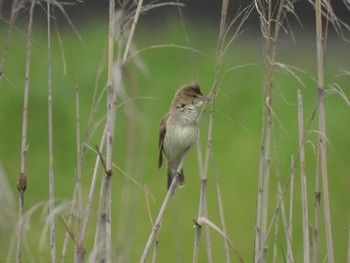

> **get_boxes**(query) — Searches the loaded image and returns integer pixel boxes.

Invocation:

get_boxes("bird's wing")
[158,112,169,169]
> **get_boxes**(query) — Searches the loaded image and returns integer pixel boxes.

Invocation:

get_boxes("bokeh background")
[0,1,350,262]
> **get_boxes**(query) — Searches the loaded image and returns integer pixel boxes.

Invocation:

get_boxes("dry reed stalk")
[193,3,252,262]
[112,9,137,262]
[271,126,294,263]
[194,129,208,260]
[253,0,297,261]
[77,128,106,262]
[193,128,205,263]
[315,0,334,262]
[298,90,310,263]
[60,84,83,263]
[144,187,159,263]
[83,49,108,154]
[80,0,146,261]
[70,57,108,261]
[197,217,244,263]
[102,169,112,263]
[151,239,159,263]
[272,210,279,263]
[0,0,22,83]
[276,165,294,263]
[95,0,116,261]
[76,18,113,263]
[255,0,274,260]
[74,84,83,254]
[196,131,204,179]
[192,126,206,262]
[271,135,282,263]
[80,99,149,262]
[61,211,75,262]
[115,92,138,262]
[193,178,212,263]
[254,113,265,263]
[255,154,300,262]
[254,0,275,260]
[91,146,112,263]
[52,8,67,76]
[140,151,188,263]
[288,155,295,263]
[122,1,144,65]
[150,208,162,263]
[91,148,108,263]
[114,71,153,262]
[76,47,110,263]
[314,133,321,262]
[47,1,56,262]
[211,153,230,263]
[100,0,145,260]
[106,0,116,173]
[16,1,35,262]
[193,0,229,262]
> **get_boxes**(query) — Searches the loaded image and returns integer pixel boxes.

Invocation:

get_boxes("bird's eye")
[193,94,197,98]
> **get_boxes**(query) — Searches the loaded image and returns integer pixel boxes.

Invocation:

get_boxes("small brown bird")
[158,84,211,189]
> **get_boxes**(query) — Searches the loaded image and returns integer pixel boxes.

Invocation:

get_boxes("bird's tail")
[167,166,185,190]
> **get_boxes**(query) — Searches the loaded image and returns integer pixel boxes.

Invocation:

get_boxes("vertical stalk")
[101,0,115,261]
[115,75,137,262]
[276,168,295,263]
[78,0,144,261]
[0,0,20,83]
[254,1,285,261]
[103,171,112,263]
[60,88,83,263]
[193,178,212,263]
[298,90,310,263]
[47,1,56,262]
[314,166,321,263]
[76,127,106,263]
[140,153,188,263]
[74,84,83,260]
[255,0,273,260]
[273,122,294,263]
[106,0,115,173]
[254,103,266,263]
[74,52,107,263]
[95,0,145,257]
[16,1,35,262]
[315,0,334,262]
[272,210,279,263]
[61,85,83,263]
[288,155,295,263]
[211,153,230,263]
[193,0,228,262]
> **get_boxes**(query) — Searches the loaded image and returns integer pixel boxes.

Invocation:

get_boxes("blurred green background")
[0,7,350,263]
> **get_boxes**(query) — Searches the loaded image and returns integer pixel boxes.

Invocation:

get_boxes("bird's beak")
[199,96,213,101]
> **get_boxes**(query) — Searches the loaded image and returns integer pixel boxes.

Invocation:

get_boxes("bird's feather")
[158,112,169,169]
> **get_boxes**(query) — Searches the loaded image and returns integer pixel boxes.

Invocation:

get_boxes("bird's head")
[171,84,212,110]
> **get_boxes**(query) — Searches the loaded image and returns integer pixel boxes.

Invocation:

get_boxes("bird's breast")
[164,120,198,161]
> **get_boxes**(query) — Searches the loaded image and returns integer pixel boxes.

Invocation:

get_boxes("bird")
[158,83,212,190]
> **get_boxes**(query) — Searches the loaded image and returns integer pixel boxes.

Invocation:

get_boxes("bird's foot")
[173,170,185,189]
